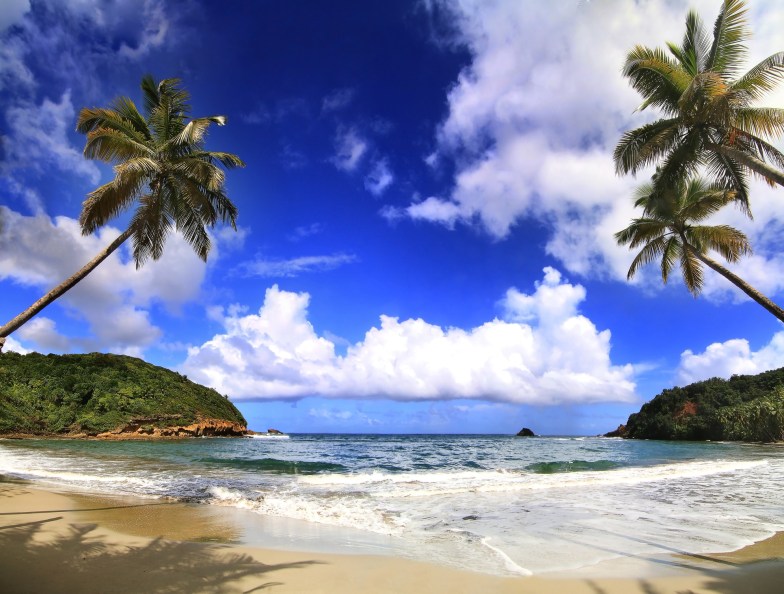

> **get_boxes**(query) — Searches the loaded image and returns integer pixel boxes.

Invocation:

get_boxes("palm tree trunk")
[706,143,784,187]
[0,227,134,353]
[686,244,784,324]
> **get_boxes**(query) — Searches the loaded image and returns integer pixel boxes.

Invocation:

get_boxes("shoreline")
[1,480,783,593]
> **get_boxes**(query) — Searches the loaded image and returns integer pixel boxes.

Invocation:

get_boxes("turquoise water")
[1,435,782,575]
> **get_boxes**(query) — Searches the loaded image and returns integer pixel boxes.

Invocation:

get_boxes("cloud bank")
[182,267,636,404]
[677,332,784,385]
[397,0,784,303]
[0,207,215,355]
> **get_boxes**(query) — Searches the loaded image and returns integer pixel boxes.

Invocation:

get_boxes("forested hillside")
[618,368,784,442]
[0,352,246,437]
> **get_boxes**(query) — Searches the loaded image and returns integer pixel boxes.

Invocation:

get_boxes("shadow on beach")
[0,515,322,594]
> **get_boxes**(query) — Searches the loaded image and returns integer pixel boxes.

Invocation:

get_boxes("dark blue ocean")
[1,434,782,575]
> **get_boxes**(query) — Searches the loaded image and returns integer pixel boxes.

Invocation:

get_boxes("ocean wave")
[207,485,405,535]
[198,457,346,474]
[299,459,770,498]
[525,459,620,473]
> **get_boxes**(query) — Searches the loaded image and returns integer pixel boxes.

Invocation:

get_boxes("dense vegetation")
[0,352,246,435]
[622,367,784,442]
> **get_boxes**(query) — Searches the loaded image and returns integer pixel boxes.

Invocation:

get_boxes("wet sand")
[1,480,782,593]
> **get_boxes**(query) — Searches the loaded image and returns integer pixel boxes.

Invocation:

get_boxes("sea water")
[1,434,782,576]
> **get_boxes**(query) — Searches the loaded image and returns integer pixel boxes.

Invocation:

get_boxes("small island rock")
[516,427,536,437]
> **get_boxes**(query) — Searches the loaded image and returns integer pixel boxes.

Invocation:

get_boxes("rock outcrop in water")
[0,352,247,438]
[608,367,784,442]
[516,427,536,437]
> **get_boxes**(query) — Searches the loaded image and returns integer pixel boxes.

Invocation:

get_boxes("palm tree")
[615,177,784,324]
[614,0,784,210]
[0,76,244,352]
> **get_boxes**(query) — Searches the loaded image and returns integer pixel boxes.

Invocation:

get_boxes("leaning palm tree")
[615,0,784,210]
[0,75,244,352]
[615,177,784,323]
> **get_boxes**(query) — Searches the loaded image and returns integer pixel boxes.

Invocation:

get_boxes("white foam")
[208,486,406,536]
[480,538,532,576]
[300,459,769,499]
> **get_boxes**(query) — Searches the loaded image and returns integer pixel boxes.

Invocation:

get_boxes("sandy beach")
[1,479,782,593]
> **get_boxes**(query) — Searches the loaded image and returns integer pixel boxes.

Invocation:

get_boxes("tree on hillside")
[614,0,784,208]
[615,177,784,323]
[0,76,244,353]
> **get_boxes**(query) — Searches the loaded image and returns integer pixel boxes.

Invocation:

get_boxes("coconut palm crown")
[77,75,244,266]
[614,0,784,211]
[615,176,784,323]
[0,76,244,351]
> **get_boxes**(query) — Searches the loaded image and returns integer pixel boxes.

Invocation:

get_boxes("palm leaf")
[623,46,690,114]
[706,0,749,78]
[614,119,681,175]
[679,244,705,295]
[732,52,784,99]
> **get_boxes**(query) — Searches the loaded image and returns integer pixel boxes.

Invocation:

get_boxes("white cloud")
[2,336,29,354]
[16,317,71,351]
[3,91,100,184]
[322,88,355,113]
[0,0,30,32]
[116,0,169,59]
[677,332,784,385]
[235,253,358,278]
[181,268,636,404]
[364,159,394,196]
[332,126,368,172]
[404,0,784,303]
[0,207,215,353]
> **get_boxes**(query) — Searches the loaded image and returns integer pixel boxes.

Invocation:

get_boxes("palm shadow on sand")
[0,516,322,594]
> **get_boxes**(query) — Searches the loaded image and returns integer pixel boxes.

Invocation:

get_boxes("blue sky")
[2,0,784,435]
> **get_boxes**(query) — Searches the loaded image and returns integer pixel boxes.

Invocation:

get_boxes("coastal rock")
[516,427,536,437]
[603,424,628,438]
[267,428,284,435]
[96,417,247,439]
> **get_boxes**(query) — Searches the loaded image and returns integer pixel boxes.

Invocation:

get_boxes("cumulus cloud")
[677,332,784,385]
[402,0,784,302]
[0,207,215,353]
[181,268,636,404]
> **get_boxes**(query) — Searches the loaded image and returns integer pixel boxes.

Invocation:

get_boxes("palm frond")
[83,127,154,162]
[703,145,751,215]
[678,179,735,222]
[688,225,750,262]
[732,52,784,100]
[734,107,784,138]
[80,173,145,234]
[706,0,749,78]
[660,236,682,283]
[623,46,690,114]
[76,107,149,144]
[190,150,246,169]
[140,74,160,114]
[613,119,681,175]
[130,193,171,267]
[167,116,227,148]
[679,244,705,295]
[615,217,669,248]
[625,236,669,280]
[733,130,784,170]
[649,129,703,191]
[677,10,710,75]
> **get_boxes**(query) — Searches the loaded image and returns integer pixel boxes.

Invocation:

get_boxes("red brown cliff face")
[95,417,247,439]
